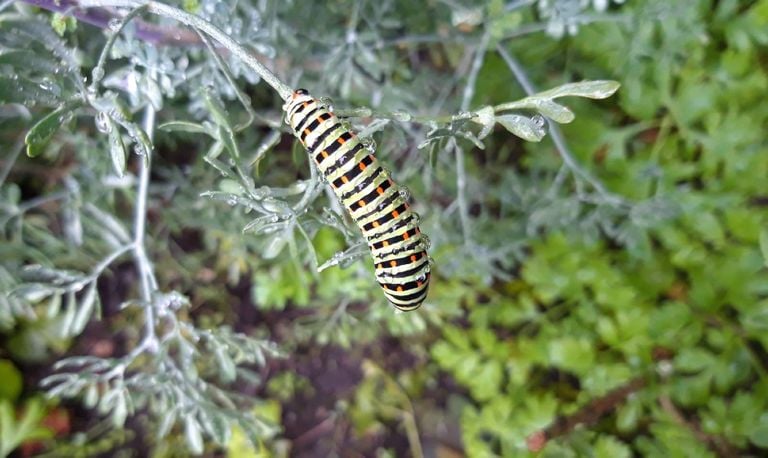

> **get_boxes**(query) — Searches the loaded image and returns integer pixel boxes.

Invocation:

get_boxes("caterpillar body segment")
[283,88,430,311]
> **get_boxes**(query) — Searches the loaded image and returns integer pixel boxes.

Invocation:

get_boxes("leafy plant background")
[1,0,768,456]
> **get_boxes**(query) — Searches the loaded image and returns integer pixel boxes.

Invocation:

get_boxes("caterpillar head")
[283,88,315,125]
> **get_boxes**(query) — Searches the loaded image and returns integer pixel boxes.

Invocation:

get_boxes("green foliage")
[0,398,52,457]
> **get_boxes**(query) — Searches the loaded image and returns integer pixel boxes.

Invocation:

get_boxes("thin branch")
[454,29,491,244]
[133,79,159,353]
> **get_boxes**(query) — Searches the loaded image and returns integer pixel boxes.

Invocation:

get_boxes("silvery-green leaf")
[243,215,280,234]
[14,283,57,302]
[263,234,288,259]
[215,347,236,383]
[111,393,127,427]
[71,282,98,335]
[84,383,99,408]
[496,114,546,142]
[144,74,163,110]
[159,121,208,134]
[157,408,178,438]
[216,125,241,160]
[25,103,77,157]
[59,291,77,338]
[106,117,127,177]
[537,80,620,100]
[460,130,485,150]
[184,417,204,455]
[472,105,496,139]
[533,99,574,123]
[203,88,231,128]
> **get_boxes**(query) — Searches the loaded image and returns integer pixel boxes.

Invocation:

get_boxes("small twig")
[528,376,646,452]
[87,243,133,281]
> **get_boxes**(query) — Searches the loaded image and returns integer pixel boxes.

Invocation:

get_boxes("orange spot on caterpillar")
[337,137,346,145]
[396,286,403,292]
[403,231,410,240]
[383,241,389,247]
[359,162,367,171]
[321,151,329,158]
[392,210,400,218]
[410,255,417,262]
[303,128,310,136]
[358,200,365,208]
[341,176,349,184]
[373,221,380,227]
[376,186,384,195]
[390,260,397,267]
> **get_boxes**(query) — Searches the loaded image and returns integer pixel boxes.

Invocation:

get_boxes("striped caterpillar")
[283,89,430,311]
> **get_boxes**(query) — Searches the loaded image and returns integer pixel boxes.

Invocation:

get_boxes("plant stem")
[133,83,158,353]
[454,29,491,244]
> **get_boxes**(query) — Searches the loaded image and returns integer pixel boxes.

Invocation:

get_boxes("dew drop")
[452,111,472,122]
[360,136,376,153]
[91,67,105,83]
[410,212,421,225]
[318,96,335,112]
[107,18,122,32]
[398,186,411,201]
[95,111,112,134]
[393,110,412,122]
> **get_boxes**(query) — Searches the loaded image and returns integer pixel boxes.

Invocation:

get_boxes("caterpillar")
[283,88,430,311]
